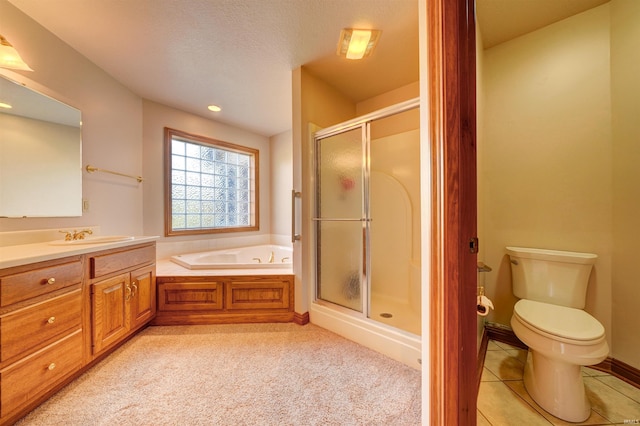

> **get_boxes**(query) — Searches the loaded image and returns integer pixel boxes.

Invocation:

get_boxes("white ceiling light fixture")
[207,104,222,112]
[336,28,382,60]
[0,34,33,71]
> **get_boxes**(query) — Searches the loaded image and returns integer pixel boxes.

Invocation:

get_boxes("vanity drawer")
[0,330,83,417]
[90,244,155,279]
[0,257,83,307]
[0,289,82,363]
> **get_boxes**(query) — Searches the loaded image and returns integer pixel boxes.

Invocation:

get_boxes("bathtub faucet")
[252,257,262,263]
[268,251,275,263]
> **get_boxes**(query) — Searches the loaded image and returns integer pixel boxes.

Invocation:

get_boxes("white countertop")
[156,259,294,277]
[0,236,159,270]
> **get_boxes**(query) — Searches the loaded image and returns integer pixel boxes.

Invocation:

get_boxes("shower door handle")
[291,190,301,242]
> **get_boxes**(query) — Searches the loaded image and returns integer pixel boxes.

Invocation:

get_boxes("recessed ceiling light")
[336,28,382,60]
[0,102,12,109]
[208,104,222,112]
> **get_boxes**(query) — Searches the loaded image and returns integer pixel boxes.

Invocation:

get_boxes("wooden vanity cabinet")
[90,244,156,356]
[0,256,84,422]
[0,242,156,425]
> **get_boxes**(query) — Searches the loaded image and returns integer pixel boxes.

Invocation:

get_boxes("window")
[164,128,259,236]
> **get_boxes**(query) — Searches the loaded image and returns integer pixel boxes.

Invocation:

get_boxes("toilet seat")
[513,299,604,342]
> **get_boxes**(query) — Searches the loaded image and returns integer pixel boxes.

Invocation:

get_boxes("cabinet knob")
[47,277,56,285]
[47,316,56,324]
[48,363,56,371]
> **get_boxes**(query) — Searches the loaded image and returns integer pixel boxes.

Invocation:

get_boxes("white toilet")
[507,246,609,422]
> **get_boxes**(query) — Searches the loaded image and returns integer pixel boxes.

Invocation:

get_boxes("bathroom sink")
[49,236,135,245]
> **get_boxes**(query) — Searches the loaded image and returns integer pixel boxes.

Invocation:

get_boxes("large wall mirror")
[0,74,82,217]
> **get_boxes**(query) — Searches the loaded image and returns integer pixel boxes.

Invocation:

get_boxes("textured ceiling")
[8,0,419,137]
[8,0,609,137]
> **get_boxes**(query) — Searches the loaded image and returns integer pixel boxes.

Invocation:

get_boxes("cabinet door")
[130,264,156,329]
[92,273,130,354]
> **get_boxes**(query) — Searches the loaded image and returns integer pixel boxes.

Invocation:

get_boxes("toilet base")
[523,349,590,422]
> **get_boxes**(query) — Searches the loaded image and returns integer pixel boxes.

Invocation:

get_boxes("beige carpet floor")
[17,323,421,426]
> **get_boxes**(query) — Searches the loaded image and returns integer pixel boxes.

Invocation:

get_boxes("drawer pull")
[47,277,56,285]
[48,363,56,371]
[125,284,132,301]
[131,282,138,298]
[47,316,56,324]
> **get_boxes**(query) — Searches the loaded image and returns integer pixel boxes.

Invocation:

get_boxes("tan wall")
[0,1,143,235]
[476,20,487,351]
[611,0,640,368]
[356,82,419,116]
[479,5,613,347]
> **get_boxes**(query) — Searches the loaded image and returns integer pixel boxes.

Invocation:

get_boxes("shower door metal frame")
[312,98,419,320]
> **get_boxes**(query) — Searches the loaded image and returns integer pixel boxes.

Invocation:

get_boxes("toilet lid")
[513,299,605,341]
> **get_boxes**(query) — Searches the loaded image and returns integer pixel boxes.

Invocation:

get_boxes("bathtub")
[170,244,293,269]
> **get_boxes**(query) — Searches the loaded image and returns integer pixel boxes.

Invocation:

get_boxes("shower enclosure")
[313,99,421,336]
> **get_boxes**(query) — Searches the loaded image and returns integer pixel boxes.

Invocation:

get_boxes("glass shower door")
[314,126,367,312]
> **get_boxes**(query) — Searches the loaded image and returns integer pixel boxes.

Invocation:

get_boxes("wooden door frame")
[427,0,478,424]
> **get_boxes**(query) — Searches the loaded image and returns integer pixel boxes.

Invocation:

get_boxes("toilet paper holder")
[476,285,494,316]
[477,262,492,272]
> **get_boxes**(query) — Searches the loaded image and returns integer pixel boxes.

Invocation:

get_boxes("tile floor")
[478,340,640,425]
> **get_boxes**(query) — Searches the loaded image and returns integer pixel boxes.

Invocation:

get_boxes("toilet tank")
[506,247,597,309]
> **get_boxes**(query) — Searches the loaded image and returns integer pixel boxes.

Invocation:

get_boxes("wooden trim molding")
[484,323,527,350]
[611,358,640,388]
[293,311,309,325]
[427,0,477,423]
[483,323,640,390]
[477,327,490,391]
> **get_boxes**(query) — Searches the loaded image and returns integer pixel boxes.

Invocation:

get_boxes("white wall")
[480,5,613,348]
[0,115,80,217]
[141,100,272,253]
[0,0,143,236]
[269,130,293,244]
[1,1,284,261]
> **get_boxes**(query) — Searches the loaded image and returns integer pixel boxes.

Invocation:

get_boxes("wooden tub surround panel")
[153,275,295,325]
[159,282,224,311]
